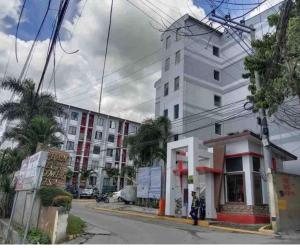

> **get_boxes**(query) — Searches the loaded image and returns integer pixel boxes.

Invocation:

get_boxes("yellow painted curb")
[209,225,274,236]
[258,225,274,235]
[88,205,272,236]
[91,206,209,227]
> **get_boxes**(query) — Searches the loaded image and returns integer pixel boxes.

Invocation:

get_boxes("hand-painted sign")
[41,149,69,188]
[15,151,48,191]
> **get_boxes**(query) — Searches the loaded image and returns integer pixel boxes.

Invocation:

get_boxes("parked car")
[80,188,94,199]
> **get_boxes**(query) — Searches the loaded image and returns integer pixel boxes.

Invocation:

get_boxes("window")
[66,141,74,151]
[89,176,97,186]
[253,157,263,205]
[174,76,180,91]
[107,148,113,157]
[214,70,220,80]
[226,174,245,203]
[109,120,115,129]
[91,160,99,170]
[108,134,115,143]
[95,131,102,140]
[166,35,171,49]
[214,95,221,107]
[103,178,110,186]
[165,58,170,71]
[97,117,104,126]
[226,157,243,172]
[215,123,222,135]
[164,82,169,96]
[68,126,77,135]
[176,29,181,41]
[225,157,244,202]
[174,104,179,119]
[93,145,101,155]
[175,50,181,64]
[174,134,179,141]
[163,109,168,118]
[70,112,79,121]
[105,163,112,169]
[213,46,219,57]
[253,157,261,172]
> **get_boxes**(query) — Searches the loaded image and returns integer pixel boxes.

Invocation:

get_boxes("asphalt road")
[67,201,300,244]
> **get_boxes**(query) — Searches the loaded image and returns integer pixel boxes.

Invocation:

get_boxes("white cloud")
[0,0,205,122]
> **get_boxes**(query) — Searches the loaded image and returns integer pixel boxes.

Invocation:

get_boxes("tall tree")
[0,77,64,154]
[0,77,63,124]
[243,0,300,128]
[4,116,64,155]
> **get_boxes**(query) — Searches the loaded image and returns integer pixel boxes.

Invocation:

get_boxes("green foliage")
[244,0,300,121]
[39,186,72,210]
[66,168,73,182]
[27,228,50,244]
[67,214,86,235]
[0,77,64,156]
[125,116,171,167]
[4,116,63,156]
[104,167,119,178]
[0,148,26,175]
[52,195,72,211]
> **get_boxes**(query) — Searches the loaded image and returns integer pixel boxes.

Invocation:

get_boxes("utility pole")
[210,13,278,232]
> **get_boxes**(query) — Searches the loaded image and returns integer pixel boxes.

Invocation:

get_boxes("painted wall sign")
[41,149,69,188]
[149,166,161,199]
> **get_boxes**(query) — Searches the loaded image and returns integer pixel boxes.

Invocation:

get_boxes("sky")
[0,0,283,123]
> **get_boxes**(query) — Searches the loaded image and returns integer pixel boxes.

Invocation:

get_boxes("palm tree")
[0,77,64,154]
[4,116,64,155]
[0,77,63,124]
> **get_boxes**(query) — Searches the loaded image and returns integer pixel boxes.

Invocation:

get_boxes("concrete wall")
[273,172,300,233]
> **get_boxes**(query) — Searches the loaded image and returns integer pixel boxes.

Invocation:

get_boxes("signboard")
[137,166,162,199]
[137,167,150,198]
[148,166,161,199]
[15,151,48,191]
[41,149,69,188]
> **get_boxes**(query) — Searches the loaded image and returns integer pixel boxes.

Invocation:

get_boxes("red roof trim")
[225,152,263,158]
[196,166,223,174]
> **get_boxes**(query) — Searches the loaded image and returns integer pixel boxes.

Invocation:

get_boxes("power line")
[15,0,27,63]
[98,0,114,113]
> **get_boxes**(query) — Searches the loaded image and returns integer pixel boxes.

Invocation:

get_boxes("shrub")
[67,214,86,235]
[52,195,72,211]
[27,228,50,244]
[39,187,72,209]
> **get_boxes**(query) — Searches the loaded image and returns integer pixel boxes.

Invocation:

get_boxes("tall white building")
[154,4,300,174]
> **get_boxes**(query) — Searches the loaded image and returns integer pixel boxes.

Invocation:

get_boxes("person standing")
[190,191,200,225]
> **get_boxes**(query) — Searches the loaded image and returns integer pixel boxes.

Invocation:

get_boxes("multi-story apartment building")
[154,4,300,173]
[56,103,140,192]
[0,103,140,192]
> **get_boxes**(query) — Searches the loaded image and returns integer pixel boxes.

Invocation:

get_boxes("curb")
[88,205,274,236]
[258,225,275,235]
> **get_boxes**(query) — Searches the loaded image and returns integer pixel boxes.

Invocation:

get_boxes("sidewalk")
[84,201,274,236]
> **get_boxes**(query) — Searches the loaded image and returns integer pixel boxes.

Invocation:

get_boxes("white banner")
[149,166,161,199]
[137,167,150,198]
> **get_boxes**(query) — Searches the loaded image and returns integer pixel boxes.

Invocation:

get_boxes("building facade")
[56,103,140,193]
[154,4,300,173]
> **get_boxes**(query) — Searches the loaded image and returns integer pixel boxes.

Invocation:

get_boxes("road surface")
[67,201,300,244]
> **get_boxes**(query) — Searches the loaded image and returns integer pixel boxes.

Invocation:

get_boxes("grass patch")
[264,224,272,230]
[27,228,50,244]
[67,214,86,235]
